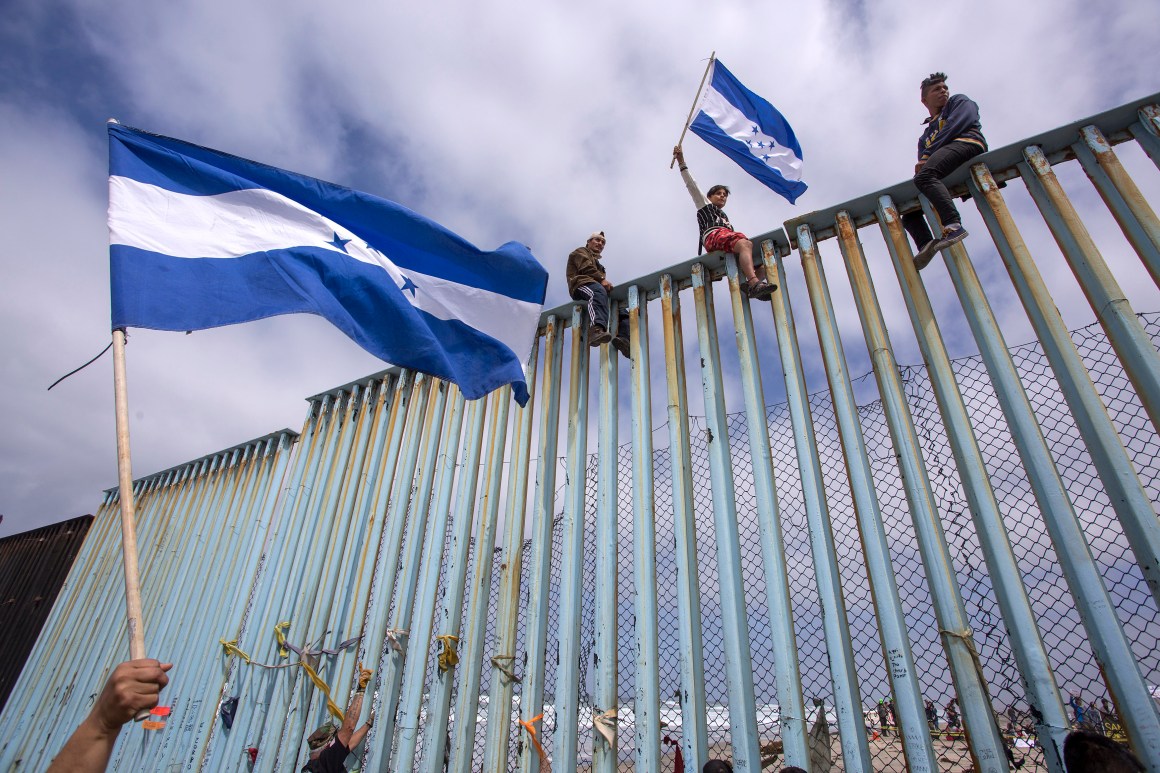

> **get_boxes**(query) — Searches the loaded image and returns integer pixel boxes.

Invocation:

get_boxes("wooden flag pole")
[112,328,146,663]
[670,51,716,168]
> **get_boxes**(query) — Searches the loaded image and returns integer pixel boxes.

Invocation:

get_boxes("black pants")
[902,140,983,249]
[572,282,629,338]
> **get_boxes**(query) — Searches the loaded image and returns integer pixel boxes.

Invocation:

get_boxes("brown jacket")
[566,246,607,297]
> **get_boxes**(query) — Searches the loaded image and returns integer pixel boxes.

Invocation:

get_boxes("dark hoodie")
[917,93,987,163]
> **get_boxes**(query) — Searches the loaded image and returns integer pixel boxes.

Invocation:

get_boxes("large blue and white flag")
[108,124,548,405]
[689,59,807,204]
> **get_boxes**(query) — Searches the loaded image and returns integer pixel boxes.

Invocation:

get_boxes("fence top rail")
[104,428,298,496]
[784,90,1160,245]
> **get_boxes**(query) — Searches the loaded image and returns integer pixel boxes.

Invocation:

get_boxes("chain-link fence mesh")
[443,314,1160,772]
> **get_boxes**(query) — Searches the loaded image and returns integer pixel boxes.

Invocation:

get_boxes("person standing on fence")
[566,231,630,357]
[302,667,374,773]
[903,72,987,270]
[672,145,777,301]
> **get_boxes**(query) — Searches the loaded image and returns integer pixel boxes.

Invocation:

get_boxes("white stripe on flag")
[109,176,539,361]
[699,87,804,181]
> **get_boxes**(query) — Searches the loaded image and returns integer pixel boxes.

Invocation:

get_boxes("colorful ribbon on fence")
[218,622,354,721]
[275,621,292,658]
[385,628,409,654]
[436,635,459,673]
[490,654,521,683]
[593,706,618,747]
[520,713,551,773]
[219,638,252,664]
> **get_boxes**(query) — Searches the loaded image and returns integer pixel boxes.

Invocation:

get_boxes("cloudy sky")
[2,0,1159,537]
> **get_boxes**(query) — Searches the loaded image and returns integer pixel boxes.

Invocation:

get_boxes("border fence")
[1,93,1159,773]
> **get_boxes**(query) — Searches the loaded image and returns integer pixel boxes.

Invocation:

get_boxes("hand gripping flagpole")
[671,51,716,168]
[112,327,150,719]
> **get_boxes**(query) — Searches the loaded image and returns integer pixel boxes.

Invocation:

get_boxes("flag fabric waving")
[108,124,548,405]
[689,59,807,204]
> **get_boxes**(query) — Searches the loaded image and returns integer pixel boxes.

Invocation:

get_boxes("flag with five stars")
[108,124,548,405]
[689,58,807,204]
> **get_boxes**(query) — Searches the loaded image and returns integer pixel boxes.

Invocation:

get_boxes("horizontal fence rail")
[2,92,1159,773]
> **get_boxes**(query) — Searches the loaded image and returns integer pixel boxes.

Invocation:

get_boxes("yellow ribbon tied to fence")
[274,621,292,658]
[436,635,459,673]
[219,638,253,664]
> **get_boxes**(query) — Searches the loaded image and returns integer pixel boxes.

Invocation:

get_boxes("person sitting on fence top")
[565,230,630,358]
[302,667,374,773]
[46,658,172,773]
[904,72,988,270]
[672,145,776,301]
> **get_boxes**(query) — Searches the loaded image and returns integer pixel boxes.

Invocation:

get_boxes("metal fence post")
[519,315,565,773]
[1073,125,1160,285]
[778,231,874,773]
[552,304,594,770]
[735,244,810,770]
[1021,144,1160,437]
[659,274,710,771]
[690,263,762,773]
[796,221,937,773]
[628,284,662,772]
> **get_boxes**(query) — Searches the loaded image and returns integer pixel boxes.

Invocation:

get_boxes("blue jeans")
[902,140,983,249]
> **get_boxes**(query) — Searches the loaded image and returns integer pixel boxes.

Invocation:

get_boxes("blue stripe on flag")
[110,245,533,403]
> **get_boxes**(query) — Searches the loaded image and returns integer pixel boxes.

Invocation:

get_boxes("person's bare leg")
[735,238,759,284]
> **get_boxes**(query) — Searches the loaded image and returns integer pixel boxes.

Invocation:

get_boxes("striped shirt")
[680,165,734,254]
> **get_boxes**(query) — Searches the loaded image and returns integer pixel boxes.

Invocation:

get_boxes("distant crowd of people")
[864,691,1123,742]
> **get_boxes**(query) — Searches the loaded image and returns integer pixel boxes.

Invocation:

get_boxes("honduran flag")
[108,124,548,405]
[689,58,808,204]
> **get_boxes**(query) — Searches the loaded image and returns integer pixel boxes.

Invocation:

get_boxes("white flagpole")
[112,328,147,665]
[671,51,716,168]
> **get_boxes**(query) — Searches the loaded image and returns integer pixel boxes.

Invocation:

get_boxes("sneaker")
[588,325,611,346]
[745,278,777,301]
[914,225,968,270]
[938,223,969,247]
[913,239,939,270]
[611,336,630,358]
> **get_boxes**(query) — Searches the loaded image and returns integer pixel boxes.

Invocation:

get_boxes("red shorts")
[704,228,748,253]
